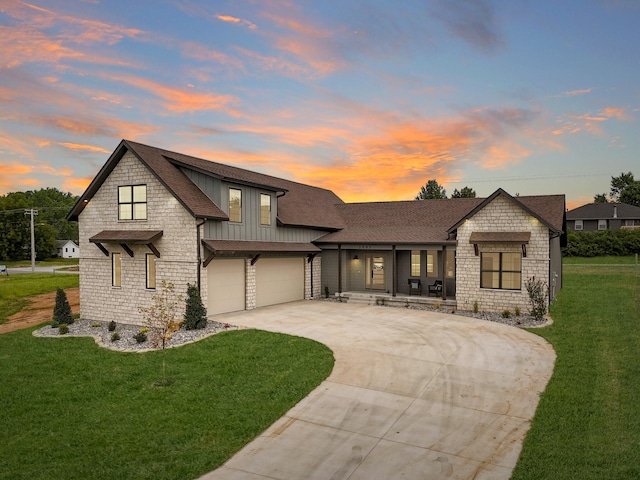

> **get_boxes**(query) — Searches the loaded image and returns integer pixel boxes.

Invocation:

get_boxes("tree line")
[0,188,79,261]
[593,172,640,206]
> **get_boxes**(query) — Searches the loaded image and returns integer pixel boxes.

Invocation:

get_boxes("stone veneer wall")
[304,255,322,299]
[78,152,201,326]
[245,259,256,310]
[455,195,550,313]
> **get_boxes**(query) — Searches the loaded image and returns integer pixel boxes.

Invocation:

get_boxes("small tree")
[451,186,477,198]
[525,277,548,320]
[184,284,207,330]
[138,280,183,349]
[415,179,447,200]
[52,288,73,327]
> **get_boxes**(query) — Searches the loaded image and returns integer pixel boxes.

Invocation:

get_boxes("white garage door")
[208,259,245,315]
[256,257,304,308]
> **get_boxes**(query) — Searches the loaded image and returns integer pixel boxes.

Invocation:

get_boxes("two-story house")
[566,202,640,231]
[68,140,565,324]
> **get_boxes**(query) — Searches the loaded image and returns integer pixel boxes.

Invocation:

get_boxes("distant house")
[68,140,565,325]
[566,203,640,232]
[56,240,80,258]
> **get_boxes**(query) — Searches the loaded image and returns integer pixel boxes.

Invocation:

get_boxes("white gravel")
[34,318,237,352]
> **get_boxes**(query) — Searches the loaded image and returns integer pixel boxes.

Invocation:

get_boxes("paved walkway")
[198,301,555,480]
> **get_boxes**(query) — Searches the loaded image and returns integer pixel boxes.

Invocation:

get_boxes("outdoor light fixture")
[353,254,359,260]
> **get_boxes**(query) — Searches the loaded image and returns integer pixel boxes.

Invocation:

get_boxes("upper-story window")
[598,219,607,230]
[119,185,147,220]
[229,188,242,223]
[260,194,271,226]
[574,220,583,231]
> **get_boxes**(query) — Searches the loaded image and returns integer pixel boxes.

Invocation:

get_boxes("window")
[625,219,635,227]
[260,194,271,226]
[426,250,438,277]
[112,253,121,287]
[65,247,68,253]
[410,250,420,277]
[445,249,455,278]
[574,220,583,231]
[229,188,242,223]
[598,219,607,230]
[146,254,156,289]
[480,252,521,290]
[119,185,147,220]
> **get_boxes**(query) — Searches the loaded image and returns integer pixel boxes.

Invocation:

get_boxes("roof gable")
[447,188,565,234]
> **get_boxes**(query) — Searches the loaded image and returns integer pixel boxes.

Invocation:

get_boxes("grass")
[3,258,79,268]
[0,273,79,324]
[0,327,334,480]
[512,258,640,479]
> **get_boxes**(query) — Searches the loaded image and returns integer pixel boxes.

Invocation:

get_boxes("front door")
[365,255,385,290]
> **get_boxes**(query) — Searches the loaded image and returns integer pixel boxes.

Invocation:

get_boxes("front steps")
[336,291,457,309]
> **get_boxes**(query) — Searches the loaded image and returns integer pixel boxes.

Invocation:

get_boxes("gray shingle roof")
[566,202,640,220]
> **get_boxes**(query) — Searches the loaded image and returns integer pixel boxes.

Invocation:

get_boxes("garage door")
[208,259,245,315]
[256,257,304,307]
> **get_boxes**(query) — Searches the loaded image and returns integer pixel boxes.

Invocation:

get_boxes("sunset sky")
[1,0,638,209]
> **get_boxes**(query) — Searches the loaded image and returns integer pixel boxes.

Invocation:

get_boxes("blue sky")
[1,0,638,208]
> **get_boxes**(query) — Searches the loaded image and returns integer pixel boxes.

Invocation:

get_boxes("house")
[566,202,640,231]
[56,240,80,259]
[68,140,565,325]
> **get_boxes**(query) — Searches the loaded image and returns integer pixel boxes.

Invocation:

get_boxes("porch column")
[442,245,447,300]
[338,244,342,294]
[392,245,397,296]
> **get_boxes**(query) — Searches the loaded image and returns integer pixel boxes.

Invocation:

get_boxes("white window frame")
[574,220,583,231]
[598,219,607,230]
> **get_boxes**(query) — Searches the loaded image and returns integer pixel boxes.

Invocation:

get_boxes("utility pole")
[24,209,38,272]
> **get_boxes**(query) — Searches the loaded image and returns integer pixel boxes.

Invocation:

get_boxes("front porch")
[335,291,457,309]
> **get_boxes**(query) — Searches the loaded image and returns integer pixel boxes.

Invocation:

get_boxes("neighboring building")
[68,140,566,324]
[566,202,640,232]
[56,240,80,259]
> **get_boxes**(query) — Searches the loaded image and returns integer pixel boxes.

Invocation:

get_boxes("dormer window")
[229,188,242,223]
[118,185,147,220]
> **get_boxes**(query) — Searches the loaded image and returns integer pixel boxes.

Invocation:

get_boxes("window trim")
[112,252,122,287]
[426,250,438,278]
[118,184,147,221]
[146,253,156,289]
[574,219,583,231]
[229,188,242,223]
[598,219,607,230]
[410,250,420,277]
[480,252,522,290]
[260,193,271,226]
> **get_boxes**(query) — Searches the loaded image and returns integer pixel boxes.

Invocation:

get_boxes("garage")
[207,258,245,315]
[256,257,305,307]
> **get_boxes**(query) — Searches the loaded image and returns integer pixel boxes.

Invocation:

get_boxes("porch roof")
[468,231,531,244]
[89,230,163,244]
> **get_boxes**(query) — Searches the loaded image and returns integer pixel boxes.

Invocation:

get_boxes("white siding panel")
[208,259,245,315]
[256,258,304,307]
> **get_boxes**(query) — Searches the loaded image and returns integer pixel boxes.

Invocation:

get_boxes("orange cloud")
[181,42,244,70]
[0,162,37,194]
[104,74,240,115]
[601,107,632,121]
[215,14,257,29]
[62,176,92,194]
[58,142,111,154]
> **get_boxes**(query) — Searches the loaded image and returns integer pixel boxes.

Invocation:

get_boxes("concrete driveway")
[198,301,555,480]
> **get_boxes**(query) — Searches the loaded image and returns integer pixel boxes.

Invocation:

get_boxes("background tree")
[593,193,608,203]
[0,188,78,261]
[610,172,640,207]
[451,186,477,198]
[415,179,447,200]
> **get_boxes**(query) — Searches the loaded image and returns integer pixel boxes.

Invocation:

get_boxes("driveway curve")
[199,301,555,480]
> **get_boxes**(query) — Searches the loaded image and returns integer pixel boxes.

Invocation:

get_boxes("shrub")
[564,228,640,257]
[133,332,147,344]
[473,301,479,314]
[58,323,69,335]
[91,323,101,328]
[526,276,548,320]
[515,306,521,316]
[324,285,329,298]
[52,288,73,327]
[502,310,511,318]
[183,284,207,330]
[138,280,183,349]
[108,321,116,332]
[110,332,120,342]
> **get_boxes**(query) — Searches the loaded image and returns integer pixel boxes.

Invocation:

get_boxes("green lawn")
[0,327,334,480]
[512,257,640,479]
[0,273,79,324]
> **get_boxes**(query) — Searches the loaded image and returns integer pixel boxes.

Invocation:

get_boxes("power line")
[446,172,611,184]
